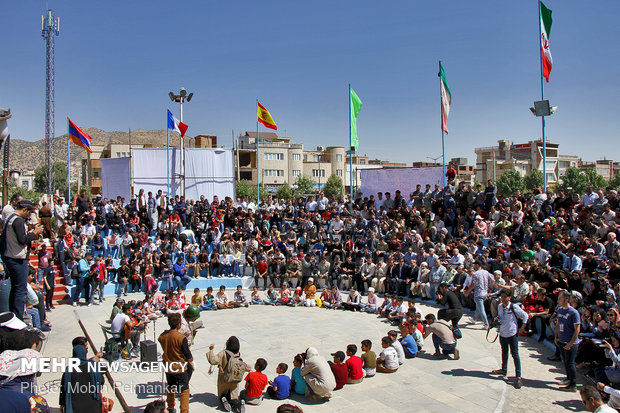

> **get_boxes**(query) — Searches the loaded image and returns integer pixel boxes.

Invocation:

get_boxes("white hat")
[308,277,314,282]
[0,312,27,331]
[585,248,595,254]
[368,287,375,292]
[475,215,483,220]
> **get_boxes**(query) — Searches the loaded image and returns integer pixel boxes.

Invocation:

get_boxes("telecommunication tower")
[42,9,59,197]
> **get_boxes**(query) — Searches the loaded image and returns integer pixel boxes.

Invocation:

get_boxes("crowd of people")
[0,173,619,411]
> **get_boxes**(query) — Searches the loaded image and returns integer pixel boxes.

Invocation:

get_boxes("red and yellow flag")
[257,101,277,130]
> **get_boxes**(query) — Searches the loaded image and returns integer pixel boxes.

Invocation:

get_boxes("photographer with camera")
[422,313,459,360]
[490,290,528,389]
[436,282,464,329]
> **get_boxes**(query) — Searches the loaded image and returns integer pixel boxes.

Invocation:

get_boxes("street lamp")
[530,99,557,191]
[168,88,193,197]
[426,155,443,164]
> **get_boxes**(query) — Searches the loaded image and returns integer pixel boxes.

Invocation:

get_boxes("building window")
[312,169,325,178]
[313,154,324,162]
[292,153,301,161]
[21,181,29,189]
[303,154,308,161]
[264,153,284,161]
[264,169,284,177]
[116,152,121,158]
[336,169,343,177]
[292,170,301,177]
[93,171,100,178]
[336,154,343,162]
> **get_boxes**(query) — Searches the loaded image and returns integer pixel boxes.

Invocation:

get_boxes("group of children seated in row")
[238,324,423,406]
[186,279,422,315]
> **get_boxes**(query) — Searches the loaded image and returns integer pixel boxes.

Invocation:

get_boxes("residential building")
[9,169,35,191]
[475,139,579,184]
[580,159,619,181]
[235,132,345,192]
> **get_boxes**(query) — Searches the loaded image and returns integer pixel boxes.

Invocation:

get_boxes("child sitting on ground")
[191,288,202,306]
[376,336,399,373]
[250,286,261,305]
[290,354,306,395]
[215,285,234,309]
[200,287,217,311]
[320,288,330,305]
[277,283,290,305]
[267,363,291,400]
[328,351,349,390]
[388,330,406,365]
[387,298,407,324]
[304,278,317,307]
[379,295,394,317]
[362,287,379,313]
[399,324,419,358]
[323,285,342,309]
[233,285,249,307]
[242,358,268,405]
[342,288,362,311]
[289,287,303,306]
[264,284,278,305]
[360,339,376,377]
[345,344,364,384]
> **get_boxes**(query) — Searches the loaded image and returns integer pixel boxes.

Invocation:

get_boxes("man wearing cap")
[1,199,44,320]
[0,311,28,338]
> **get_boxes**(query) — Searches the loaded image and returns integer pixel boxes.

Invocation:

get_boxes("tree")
[584,169,607,190]
[34,162,68,193]
[323,174,343,199]
[496,169,524,197]
[557,167,588,195]
[275,182,292,200]
[294,175,315,198]
[609,174,620,190]
[235,180,253,199]
[524,168,544,192]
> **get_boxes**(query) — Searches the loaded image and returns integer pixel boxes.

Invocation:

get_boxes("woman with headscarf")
[59,337,105,413]
[300,347,336,401]
[206,336,250,412]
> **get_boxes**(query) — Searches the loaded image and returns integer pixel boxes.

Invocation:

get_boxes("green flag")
[349,87,362,150]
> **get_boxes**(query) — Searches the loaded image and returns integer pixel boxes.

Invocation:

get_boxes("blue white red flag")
[167,110,188,138]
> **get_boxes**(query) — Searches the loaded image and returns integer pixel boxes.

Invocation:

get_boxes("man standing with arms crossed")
[159,312,193,413]
[490,290,528,389]
[554,289,581,392]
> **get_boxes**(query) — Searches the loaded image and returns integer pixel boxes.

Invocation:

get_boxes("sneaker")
[221,397,232,412]
[72,302,77,307]
[559,385,576,392]
[491,369,507,376]
[239,399,245,413]
[88,303,92,307]
[515,378,524,389]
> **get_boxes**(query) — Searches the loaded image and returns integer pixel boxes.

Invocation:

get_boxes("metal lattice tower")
[42,9,59,196]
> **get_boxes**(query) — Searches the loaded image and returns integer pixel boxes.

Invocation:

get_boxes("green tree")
[275,182,293,200]
[557,167,588,195]
[524,168,544,192]
[609,174,620,190]
[294,175,315,198]
[496,169,524,197]
[235,180,253,199]
[584,169,607,190]
[323,174,343,199]
[34,162,68,193]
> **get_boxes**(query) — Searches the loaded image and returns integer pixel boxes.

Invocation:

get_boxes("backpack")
[0,214,17,257]
[221,350,247,383]
[511,303,524,330]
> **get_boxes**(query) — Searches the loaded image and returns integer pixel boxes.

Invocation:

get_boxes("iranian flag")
[439,62,451,134]
[540,1,553,82]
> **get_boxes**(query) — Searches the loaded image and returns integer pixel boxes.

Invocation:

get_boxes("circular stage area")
[38,298,525,412]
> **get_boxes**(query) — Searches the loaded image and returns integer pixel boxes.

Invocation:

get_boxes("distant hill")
[10,128,180,174]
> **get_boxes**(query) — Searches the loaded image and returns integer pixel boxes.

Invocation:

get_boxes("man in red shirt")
[242,358,268,406]
[345,344,364,384]
[255,256,269,290]
[89,255,107,306]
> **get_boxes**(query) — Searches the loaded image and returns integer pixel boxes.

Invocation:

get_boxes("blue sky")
[2,0,620,165]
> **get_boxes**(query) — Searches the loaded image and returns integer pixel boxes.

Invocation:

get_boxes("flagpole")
[67,118,71,203]
[538,0,547,192]
[349,84,353,199]
[256,99,260,205]
[439,61,446,188]
[166,115,170,197]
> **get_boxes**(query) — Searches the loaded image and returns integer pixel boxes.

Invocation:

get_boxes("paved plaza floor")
[35,293,586,412]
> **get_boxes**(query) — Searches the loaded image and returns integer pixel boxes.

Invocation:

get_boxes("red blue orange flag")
[68,118,92,153]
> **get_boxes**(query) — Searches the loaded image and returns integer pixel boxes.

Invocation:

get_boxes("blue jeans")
[37,267,51,284]
[474,295,489,327]
[26,308,41,329]
[4,257,28,320]
[432,333,456,355]
[500,334,521,377]
[559,341,578,386]
[73,277,90,304]
[174,274,192,289]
